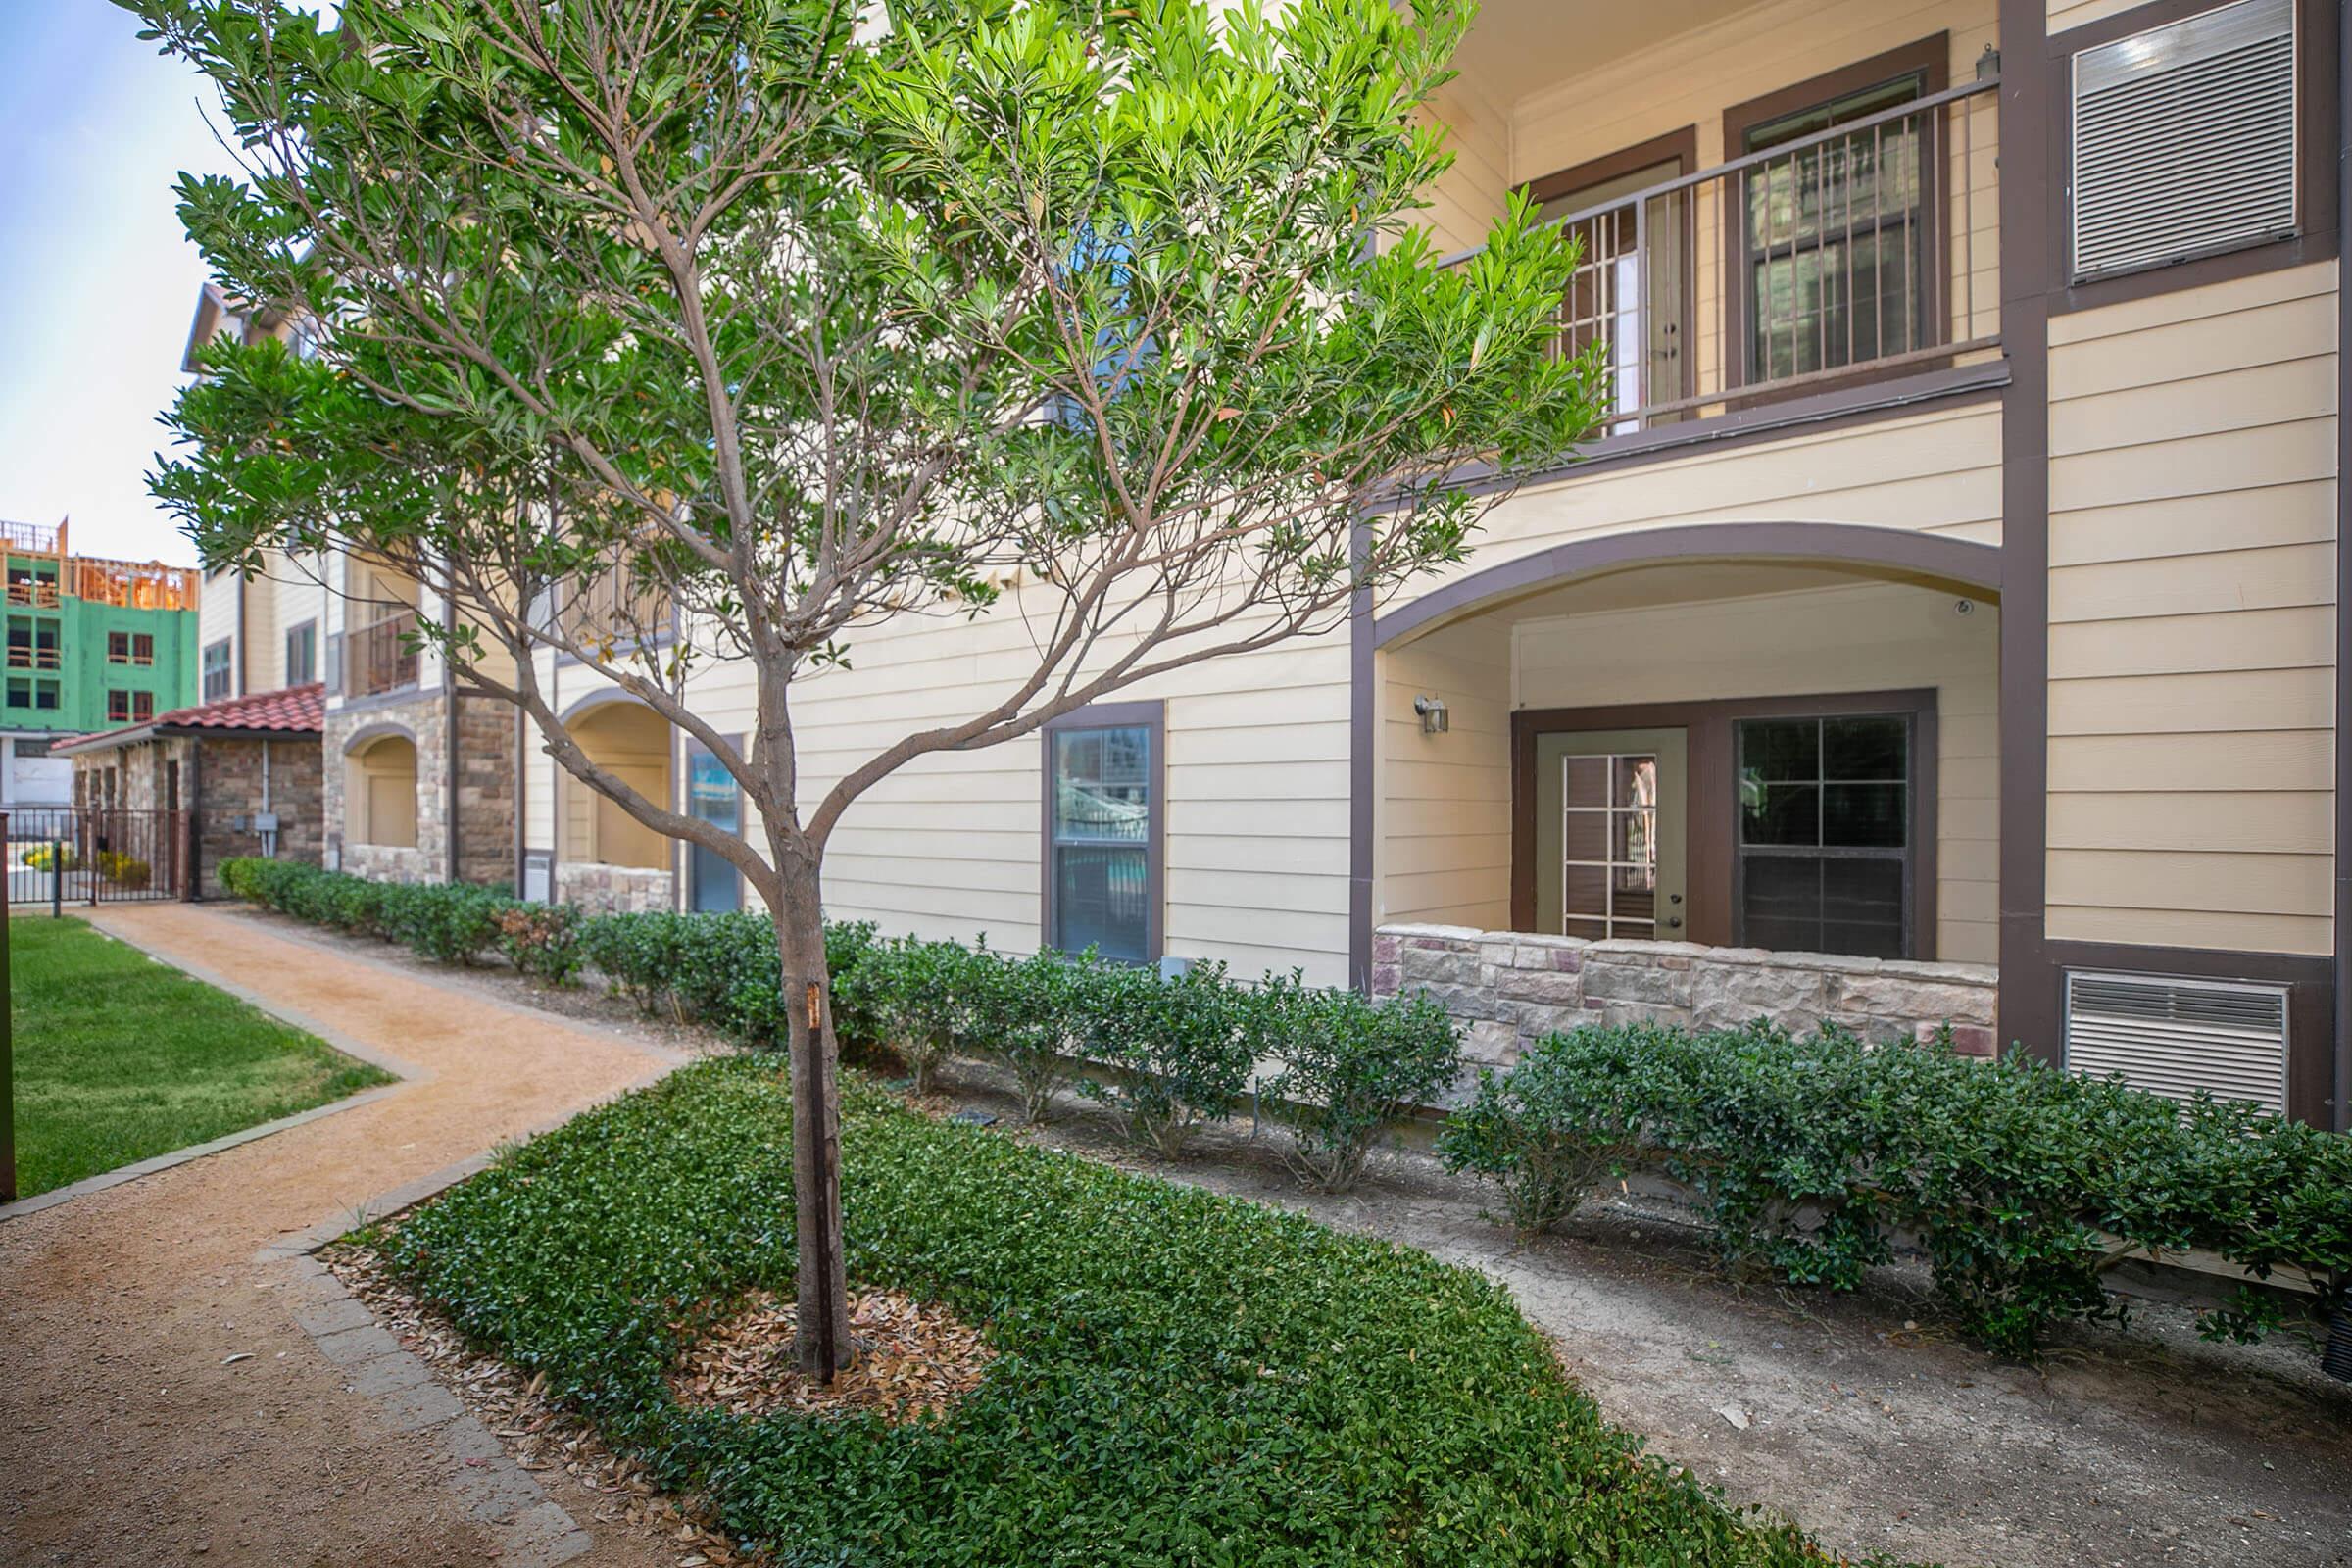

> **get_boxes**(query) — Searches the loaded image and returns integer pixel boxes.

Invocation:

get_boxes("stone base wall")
[1372,923,1998,1070]
[324,688,514,887]
[554,860,674,914]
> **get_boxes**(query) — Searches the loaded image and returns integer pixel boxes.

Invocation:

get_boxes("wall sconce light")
[1413,695,1449,735]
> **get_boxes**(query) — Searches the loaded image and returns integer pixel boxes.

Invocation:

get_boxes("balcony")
[347,609,420,698]
[1416,0,2004,448]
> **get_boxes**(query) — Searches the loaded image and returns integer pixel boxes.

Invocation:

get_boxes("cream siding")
[1406,397,2002,618]
[2046,0,2145,32]
[2043,261,2339,956]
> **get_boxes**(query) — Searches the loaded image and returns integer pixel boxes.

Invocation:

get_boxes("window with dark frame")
[1735,714,1913,958]
[202,637,233,701]
[1046,720,1155,964]
[685,743,742,913]
[285,618,318,685]
[108,630,156,665]
[106,690,155,725]
[1737,55,1936,384]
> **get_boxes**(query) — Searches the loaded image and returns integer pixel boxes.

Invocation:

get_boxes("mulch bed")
[668,1288,993,1423]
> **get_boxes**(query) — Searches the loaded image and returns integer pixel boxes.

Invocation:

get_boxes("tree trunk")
[774,848,851,1384]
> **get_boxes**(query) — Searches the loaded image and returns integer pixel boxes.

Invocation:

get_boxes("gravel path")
[0,905,682,1568]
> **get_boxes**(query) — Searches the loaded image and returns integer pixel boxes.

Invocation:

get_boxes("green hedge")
[376,1057,1844,1568]
[226,858,2348,1364]
[1437,1022,2352,1359]
[223,860,1464,1192]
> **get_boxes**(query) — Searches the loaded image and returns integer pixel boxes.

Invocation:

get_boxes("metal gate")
[4,807,191,909]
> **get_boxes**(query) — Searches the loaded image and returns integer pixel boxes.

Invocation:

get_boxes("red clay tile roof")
[54,682,325,755]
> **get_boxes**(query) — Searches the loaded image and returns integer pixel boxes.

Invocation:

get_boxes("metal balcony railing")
[347,609,420,697]
[1446,76,2000,436]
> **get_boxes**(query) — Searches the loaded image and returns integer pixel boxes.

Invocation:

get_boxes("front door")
[1534,729,1688,941]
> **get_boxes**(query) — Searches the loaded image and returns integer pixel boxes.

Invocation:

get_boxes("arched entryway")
[554,692,678,912]
[1366,523,2003,1063]
[343,726,419,849]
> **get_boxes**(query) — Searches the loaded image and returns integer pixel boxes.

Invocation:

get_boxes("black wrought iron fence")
[4,807,191,909]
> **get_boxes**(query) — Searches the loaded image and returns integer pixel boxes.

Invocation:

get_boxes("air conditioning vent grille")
[2063,970,2288,1113]
[2071,0,2297,280]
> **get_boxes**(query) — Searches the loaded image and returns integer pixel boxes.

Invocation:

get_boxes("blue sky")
[0,3,248,566]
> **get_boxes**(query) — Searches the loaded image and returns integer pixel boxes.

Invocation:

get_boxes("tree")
[127,0,1606,1382]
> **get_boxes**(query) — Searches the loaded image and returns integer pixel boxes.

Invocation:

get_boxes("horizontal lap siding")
[1380,614,1513,930]
[616,590,1354,987]
[1422,399,2004,598]
[2043,262,2339,956]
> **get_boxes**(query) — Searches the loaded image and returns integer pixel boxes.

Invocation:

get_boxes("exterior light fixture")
[1413,695,1449,735]
[1976,43,2001,79]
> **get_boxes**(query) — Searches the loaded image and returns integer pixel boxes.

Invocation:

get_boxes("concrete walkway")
[0,905,680,1568]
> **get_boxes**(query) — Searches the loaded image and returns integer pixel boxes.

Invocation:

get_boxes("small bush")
[847,937,976,1094]
[1436,1029,1649,1236]
[1263,978,1463,1192]
[377,881,507,965]
[96,851,151,888]
[494,903,585,986]
[1439,1020,2352,1360]
[1078,959,1255,1156]
[962,946,1091,1122]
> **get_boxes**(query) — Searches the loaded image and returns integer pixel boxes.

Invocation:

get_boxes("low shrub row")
[224,858,2349,1362]
[218,859,1462,1191]
[1437,1021,2352,1358]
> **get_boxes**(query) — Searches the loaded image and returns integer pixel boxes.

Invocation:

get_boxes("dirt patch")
[669,1289,992,1423]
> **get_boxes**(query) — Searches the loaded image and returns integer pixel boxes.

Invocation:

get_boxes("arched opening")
[1376,540,2001,974]
[563,699,673,870]
[346,731,419,849]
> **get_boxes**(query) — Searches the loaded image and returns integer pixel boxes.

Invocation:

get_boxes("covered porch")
[1367,528,2001,1063]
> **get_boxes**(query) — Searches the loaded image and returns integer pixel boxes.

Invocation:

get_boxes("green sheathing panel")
[1,575,197,734]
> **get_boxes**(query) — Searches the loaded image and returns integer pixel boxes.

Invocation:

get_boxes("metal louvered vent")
[2063,970,2288,1113]
[2071,0,2298,280]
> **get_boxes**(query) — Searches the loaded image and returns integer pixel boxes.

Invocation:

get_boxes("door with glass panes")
[1534,729,1687,941]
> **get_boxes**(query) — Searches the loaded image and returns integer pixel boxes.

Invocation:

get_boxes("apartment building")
[0,517,198,806]
[227,0,2346,1126]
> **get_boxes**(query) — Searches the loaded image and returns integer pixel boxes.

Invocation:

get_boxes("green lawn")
[7,916,394,1198]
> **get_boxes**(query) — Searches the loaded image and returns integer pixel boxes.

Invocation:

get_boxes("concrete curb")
[274,1250,595,1568]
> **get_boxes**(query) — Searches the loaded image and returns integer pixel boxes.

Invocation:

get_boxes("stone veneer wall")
[71,733,324,897]
[1371,923,1998,1069]
[554,859,674,914]
[323,688,515,886]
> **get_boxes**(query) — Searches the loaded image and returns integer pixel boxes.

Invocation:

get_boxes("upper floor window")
[9,615,60,669]
[2070,0,2298,280]
[108,630,156,666]
[106,689,155,725]
[285,618,318,685]
[6,676,60,711]
[1044,707,1161,964]
[202,637,233,702]
[1730,40,1941,386]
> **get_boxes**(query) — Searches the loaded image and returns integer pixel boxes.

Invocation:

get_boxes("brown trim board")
[2337,0,2350,1132]
[1375,521,2001,650]
[1510,689,1939,961]
[1997,0,2059,1064]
